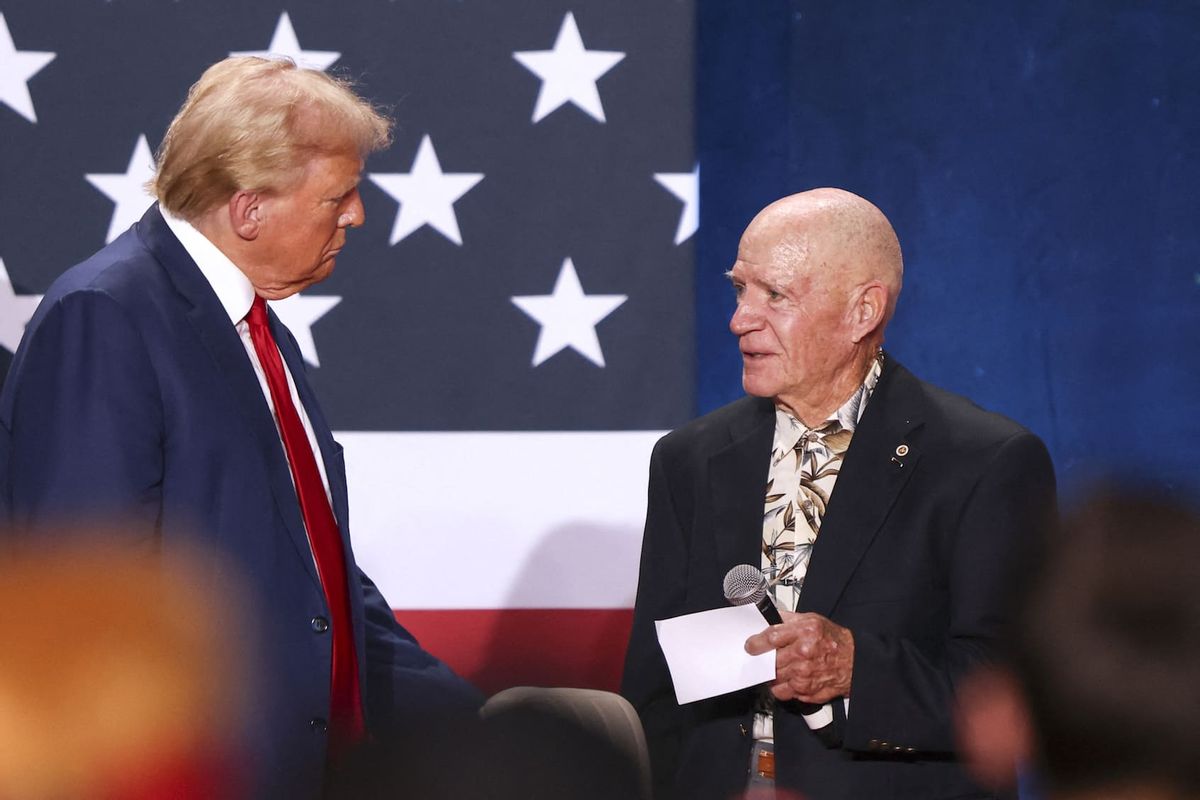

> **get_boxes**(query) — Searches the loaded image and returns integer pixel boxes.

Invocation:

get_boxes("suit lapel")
[797,358,925,617]
[709,398,776,574]
[138,205,321,588]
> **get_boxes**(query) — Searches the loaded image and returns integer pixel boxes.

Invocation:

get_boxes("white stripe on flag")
[337,431,664,609]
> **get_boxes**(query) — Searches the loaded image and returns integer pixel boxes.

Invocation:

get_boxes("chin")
[741,373,778,399]
[308,261,336,286]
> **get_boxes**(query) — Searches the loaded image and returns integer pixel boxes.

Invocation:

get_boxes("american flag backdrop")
[0,1,696,693]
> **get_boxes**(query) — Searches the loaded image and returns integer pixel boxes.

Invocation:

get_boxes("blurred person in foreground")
[0,56,481,796]
[957,488,1200,800]
[0,539,249,799]
[622,188,1056,799]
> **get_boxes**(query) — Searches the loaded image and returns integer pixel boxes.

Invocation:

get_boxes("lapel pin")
[895,444,909,457]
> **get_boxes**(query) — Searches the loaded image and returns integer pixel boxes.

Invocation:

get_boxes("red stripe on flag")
[394,609,634,696]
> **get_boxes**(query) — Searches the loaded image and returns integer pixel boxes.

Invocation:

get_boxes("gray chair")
[482,687,652,800]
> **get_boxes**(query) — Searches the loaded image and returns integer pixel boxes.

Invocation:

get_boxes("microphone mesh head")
[723,564,768,606]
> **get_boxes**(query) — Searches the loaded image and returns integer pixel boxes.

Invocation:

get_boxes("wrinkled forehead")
[735,217,822,279]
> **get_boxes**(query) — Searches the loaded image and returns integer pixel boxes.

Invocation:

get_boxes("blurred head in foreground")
[0,536,252,799]
[957,487,1200,799]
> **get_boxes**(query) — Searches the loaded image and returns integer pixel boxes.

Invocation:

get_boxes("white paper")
[654,604,776,704]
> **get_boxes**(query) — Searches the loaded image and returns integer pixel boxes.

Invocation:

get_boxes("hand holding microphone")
[724,564,852,746]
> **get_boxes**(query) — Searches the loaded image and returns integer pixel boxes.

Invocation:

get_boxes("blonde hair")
[151,56,392,220]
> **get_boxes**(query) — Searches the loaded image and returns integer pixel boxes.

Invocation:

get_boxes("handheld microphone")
[722,563,839,747]
[722,562,783,625]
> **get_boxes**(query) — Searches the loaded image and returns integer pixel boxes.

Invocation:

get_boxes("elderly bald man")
[622,189,1056,800]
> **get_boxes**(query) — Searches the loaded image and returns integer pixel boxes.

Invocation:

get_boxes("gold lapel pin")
[895,444,909,457]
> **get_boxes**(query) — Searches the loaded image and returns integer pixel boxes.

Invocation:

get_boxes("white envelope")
[654,604,776,704]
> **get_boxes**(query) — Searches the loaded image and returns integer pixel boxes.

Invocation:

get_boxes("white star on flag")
[86,135,157,244]
[513,12,625,123]
[270,293,342,368]
[0,13,55,124]
[511,257,627,367]
[229,11,340,71]
[0,257,43,354]
[654,164,699,245]
[368,135,484,246]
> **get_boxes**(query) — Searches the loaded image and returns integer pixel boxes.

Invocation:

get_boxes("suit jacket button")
[311,616,329,633]
[310,717,327,734]
[868,739,879,749]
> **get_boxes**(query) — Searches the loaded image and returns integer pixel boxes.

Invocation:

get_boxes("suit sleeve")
[621,437,691,797]
[2,290,163,539]
[358,568,484,735]
[842,431,1056,754]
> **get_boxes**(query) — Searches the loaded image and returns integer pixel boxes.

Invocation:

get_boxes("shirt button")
[310,717,327,734]
[311,616,329,633]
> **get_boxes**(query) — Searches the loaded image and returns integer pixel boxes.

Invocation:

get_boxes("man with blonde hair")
[0,57,481,797]
[623,189,1056,798]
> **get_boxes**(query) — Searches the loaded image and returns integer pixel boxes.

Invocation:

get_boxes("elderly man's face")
[252,151,364,298]
[728,225,856,417]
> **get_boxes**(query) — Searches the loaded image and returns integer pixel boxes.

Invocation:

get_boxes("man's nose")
[338,190,365,228]
[729,299,761,335]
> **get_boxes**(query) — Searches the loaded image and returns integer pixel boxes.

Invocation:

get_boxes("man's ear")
[849,281,888,344]
[229,190,262,241]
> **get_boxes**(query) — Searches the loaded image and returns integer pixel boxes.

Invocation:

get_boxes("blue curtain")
[696,0,1200,499]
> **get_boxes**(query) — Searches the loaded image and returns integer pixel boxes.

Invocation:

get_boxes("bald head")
[745,188,903,323]
[729,188,904,424]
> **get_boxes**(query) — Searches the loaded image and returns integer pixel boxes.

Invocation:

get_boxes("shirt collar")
[161,209,257,325]
[773,351,885,454]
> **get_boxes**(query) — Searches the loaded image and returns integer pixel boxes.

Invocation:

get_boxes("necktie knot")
[246,295,269,329]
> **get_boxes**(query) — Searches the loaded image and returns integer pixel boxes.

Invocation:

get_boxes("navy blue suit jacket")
[621,357,1056,799]
[0,206,482,797]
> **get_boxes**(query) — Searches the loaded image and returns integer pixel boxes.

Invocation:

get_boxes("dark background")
[2,0,1195,488]
[697,0,1199,498]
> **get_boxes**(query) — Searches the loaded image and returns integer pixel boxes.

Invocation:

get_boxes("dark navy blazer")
[622,356,1056,800]
[0,205,482,797]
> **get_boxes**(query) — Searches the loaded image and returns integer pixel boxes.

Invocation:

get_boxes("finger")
[746,622,802,654]
[744,628,778,655]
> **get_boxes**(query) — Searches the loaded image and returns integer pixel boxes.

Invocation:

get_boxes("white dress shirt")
[162,210,333,506]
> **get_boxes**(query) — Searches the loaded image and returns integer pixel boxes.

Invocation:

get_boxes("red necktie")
[245,296,365,757]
